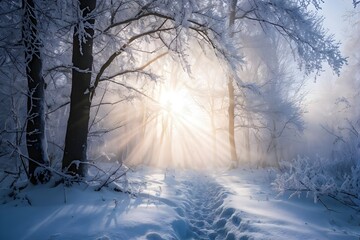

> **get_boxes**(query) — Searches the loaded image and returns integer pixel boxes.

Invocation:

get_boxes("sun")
[159,89,188,115]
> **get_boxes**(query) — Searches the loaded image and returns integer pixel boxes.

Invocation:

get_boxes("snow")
[1,166,359,240]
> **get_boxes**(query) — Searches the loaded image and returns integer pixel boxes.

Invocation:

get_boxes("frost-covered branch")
[274,156,360,209]
[354,0,360,7]
[91,23,173,100]
[236,0,346,75]
[99,51,167,82]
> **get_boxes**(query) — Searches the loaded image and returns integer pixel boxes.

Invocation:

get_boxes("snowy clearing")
[1,167,359,240]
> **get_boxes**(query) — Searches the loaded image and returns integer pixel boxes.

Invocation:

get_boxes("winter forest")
[0,0,360,239]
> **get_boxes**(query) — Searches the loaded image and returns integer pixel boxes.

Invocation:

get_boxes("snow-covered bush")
[0,160,131,205]
[274,154,360,208]
[274,156,337,202]
[341,163,360,200]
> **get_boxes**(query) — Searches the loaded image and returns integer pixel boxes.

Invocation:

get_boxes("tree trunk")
[228,0,238,165]
[228,80,237,163]
[62,0,96,176]
[22,0,50,184]
[210,96,217,163]
[244,126,251,162]
[272,119,280,168]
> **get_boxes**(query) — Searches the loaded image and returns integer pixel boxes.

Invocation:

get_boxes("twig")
[317,196,336,212]
[7,140,73,180]
[63,184,67,204]
[95,163,123,191]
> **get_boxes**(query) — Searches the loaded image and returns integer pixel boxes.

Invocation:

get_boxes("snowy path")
[179,175,239,239]
[141,169,360,240]
[0,167,359,240]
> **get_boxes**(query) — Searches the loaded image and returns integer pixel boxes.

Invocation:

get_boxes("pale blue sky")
[321,0,354,45]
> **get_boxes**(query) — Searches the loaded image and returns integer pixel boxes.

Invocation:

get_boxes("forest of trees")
[0,0,359,205]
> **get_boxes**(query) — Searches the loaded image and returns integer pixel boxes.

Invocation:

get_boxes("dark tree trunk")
[22,0,50,184]
[62,0,96,176]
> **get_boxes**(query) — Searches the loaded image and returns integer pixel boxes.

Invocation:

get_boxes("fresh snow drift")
[0,167,359,239]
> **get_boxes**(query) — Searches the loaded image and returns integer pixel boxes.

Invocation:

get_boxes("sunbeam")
[90,43,233,169]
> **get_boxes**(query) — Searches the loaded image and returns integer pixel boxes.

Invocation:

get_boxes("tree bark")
[228,80,237,163]
[210,95,217,163]
[22,0,50,184]
[62,0,96,176]
[228,0,238,165]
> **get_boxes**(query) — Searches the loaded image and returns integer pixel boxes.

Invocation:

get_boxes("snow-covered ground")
[0,166,359,240]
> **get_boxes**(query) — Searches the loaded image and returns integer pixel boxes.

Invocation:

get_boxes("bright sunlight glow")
[159,89,188,115]
[92,41,235,170]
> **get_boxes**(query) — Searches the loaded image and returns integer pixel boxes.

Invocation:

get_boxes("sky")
[321,0,354,44]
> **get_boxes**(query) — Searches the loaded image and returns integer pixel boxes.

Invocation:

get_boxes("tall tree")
[22,0,50,184]
[228,0,238,166]
[62,0,96,176]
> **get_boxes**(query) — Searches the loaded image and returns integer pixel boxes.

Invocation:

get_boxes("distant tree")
[240,31,306,166]
[228,0,239,166]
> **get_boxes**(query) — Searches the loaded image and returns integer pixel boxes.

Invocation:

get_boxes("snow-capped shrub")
[274,156,337,203]
[340,163,360,199]
[274,155,360,208]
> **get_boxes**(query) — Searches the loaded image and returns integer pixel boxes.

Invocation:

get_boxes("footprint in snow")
[171,174,245,240]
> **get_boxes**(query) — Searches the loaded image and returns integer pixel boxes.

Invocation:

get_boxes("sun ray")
[91,42,233,169]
